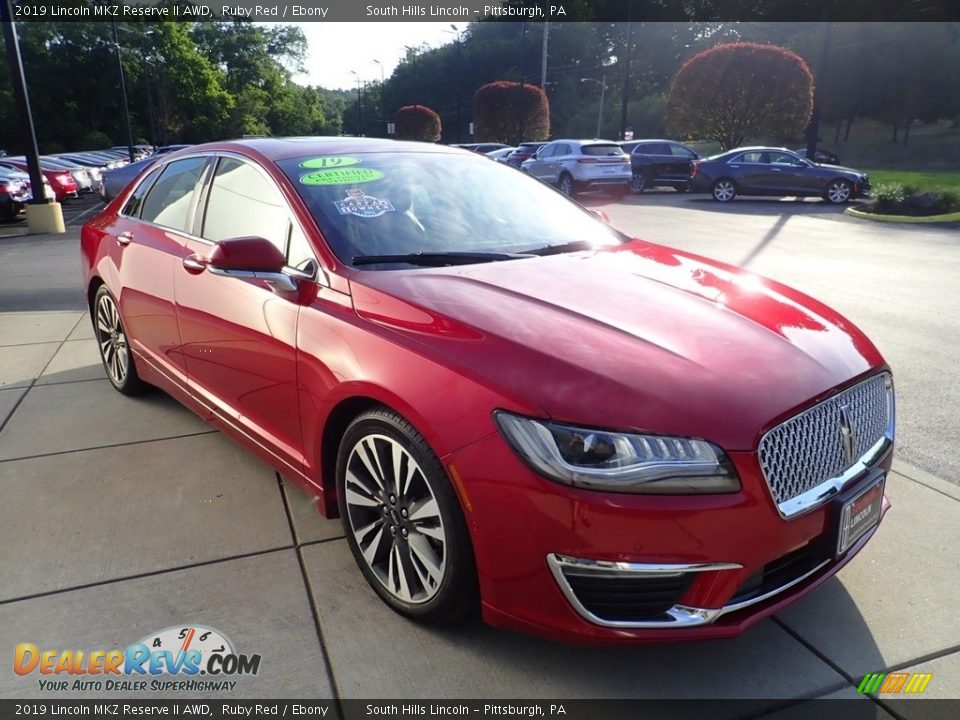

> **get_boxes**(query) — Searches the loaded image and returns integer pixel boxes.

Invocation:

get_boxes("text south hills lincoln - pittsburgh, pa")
[365,4,568,18]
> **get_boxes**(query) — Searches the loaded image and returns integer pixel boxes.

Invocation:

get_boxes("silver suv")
[521,139,631,196]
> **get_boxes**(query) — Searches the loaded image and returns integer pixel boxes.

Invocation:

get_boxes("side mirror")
[184,236,298,293]
[207,236,286,273]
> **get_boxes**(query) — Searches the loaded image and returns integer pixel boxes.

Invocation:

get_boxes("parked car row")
[485,137,865,205]
[0,145,191,221]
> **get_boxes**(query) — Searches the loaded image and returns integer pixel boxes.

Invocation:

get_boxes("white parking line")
[67,202,103,226]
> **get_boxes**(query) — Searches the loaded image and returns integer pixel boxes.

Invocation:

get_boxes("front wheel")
[825,179,852,204]
[93,285,146,396]
[558,173,574,196]
[337,408,478,624]
[712,179,737,202]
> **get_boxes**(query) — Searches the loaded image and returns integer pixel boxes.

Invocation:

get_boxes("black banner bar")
[1,700,959,720]
[9,0,960,23]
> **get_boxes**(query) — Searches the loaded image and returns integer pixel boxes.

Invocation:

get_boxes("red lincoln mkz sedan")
[81,138,894,643]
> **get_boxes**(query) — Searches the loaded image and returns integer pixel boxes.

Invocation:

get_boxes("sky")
[293,22,470,90]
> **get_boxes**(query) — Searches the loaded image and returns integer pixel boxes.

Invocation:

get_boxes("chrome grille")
[758,373,893,517]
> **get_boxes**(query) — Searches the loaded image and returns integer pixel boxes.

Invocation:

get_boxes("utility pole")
[581,76,607,138]
[519,21,527,142]
[373,59,386,136]
[350,70,362,135]
[1,0,64,233]
[111,20,136,163]
[619,5,634,141]
[805,22,833,161]
[540,22,549,89]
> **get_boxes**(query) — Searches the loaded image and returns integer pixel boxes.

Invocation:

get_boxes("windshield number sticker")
[299,156,361,169]
[300,168,384,186]
[334,188,395,218]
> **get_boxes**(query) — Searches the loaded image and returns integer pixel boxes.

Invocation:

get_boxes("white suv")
[520,139,631,196]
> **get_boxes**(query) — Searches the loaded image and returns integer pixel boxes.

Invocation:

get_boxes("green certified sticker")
[300,168,384,186]
[299,156,361,169]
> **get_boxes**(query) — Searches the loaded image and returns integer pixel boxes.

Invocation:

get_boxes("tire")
[558,173,574,196]
[824,178,852,204]
[337,407,478,625]
[630,171,649,193]
[92,285,147,396]
[712,179,737,202]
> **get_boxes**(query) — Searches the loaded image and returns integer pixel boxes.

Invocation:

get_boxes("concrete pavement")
[1,215,957,708]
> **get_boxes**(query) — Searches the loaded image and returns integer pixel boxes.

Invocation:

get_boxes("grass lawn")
[865,170,960,192]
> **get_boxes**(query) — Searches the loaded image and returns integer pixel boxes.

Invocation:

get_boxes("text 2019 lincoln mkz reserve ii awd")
[81,138,894,644]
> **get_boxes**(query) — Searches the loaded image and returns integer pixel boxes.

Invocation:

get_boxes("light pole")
[110,20,136,163]
[1,0,64,233]
[349,70,363,136]
[372,59,385,135]
[581,75,607,138]
[442,25,463,143]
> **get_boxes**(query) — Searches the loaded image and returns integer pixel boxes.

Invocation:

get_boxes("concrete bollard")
[25,202,65,234]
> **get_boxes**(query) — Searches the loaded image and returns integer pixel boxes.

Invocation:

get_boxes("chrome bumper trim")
[548,552,831,629]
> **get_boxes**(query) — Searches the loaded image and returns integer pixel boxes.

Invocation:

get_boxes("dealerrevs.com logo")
[14,625,262,692]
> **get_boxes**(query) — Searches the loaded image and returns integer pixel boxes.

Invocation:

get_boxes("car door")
[174,154,309,474]
[112,157,208,385]
[667,143,698,181]
[767,151,818,195]
[526,143,556,182]
[726,151,770,194]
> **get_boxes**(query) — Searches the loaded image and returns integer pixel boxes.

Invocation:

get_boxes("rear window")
[581,144,625,156]
[517,143,542,152]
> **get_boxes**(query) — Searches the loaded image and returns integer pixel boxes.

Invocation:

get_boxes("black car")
[793,147,840,164]
[619,139,700,193]
[506,141,547,167]
[689,147,870,204]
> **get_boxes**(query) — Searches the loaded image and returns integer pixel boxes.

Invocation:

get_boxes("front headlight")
[494,411,740,494]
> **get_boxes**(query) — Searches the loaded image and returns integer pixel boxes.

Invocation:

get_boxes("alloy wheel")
[343,433,447,604]
[826,180,851,204]
[96,293,129,386]
[713,180,736,202]
[630,173,646,193]
[559,175,573,196]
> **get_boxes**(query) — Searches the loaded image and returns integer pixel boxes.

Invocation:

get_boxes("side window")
[769,152,803,166]
[140,157,207,232]
[670,144,696,158]
[558,144,572,156]
[539,144,556,158]
[735,152,766,164]
[649,143,672,155]
[122,167,161,217]
[634,143,654,155]
[202,157,288,252]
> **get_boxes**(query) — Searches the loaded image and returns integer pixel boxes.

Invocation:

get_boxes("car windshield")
[277,152,623,269]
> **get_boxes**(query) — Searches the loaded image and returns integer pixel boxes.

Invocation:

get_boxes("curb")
[892,459,960,502]
[844,206,960,224]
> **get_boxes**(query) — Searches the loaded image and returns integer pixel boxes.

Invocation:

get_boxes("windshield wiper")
[521,240,611,256]
[352,251,534,267]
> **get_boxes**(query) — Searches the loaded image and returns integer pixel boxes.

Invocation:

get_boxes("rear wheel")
[558,173,574,196]
[712,179,737,202]
[630,171,649,193]
[93,285,146,396]
[337,408,477,624]
[825,179,852,204]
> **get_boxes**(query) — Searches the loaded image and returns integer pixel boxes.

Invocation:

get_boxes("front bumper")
[447,431,891,644]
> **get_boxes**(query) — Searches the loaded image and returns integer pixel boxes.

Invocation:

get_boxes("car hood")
[815,163,863,176]
[350,240,884,450]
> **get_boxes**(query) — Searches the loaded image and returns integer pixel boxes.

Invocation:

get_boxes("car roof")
[726,146,797,153]
[167,136,475,162]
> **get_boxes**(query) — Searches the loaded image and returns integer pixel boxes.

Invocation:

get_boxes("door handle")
[771,167,782,172]
[182,255,207,273]
[116,231,133,246]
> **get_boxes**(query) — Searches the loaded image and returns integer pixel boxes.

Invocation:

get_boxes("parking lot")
[1,194,958,711]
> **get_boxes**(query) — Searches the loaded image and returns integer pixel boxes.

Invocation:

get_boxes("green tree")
[667,42,814,149]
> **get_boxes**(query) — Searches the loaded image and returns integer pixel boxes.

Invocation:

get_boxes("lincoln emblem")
[839,404,857,464]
